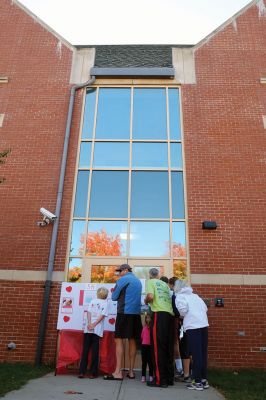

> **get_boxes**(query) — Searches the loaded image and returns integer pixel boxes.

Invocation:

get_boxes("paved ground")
[2,372,224,400]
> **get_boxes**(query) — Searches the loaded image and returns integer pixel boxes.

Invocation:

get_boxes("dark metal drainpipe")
[35,75,96,365]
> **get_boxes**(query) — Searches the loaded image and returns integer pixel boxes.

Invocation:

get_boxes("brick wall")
[0,0,75,272]
[195,285,266,369]
[182,4,266,276]
[182,3,266,367]
[0,281,61,364]
[0,0,79,364]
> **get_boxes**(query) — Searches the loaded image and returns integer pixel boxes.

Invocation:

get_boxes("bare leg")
[113,338,124,378]
[183,358,190,377]
[128,338,137,377]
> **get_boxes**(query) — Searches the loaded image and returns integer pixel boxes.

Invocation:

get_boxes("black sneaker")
[174,372,184,382]
[201,379,210,389]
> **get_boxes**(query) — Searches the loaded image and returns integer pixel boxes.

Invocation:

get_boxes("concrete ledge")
[191,274,266,285]
[90,67,175,77]
[1,270,265,285]
[0,270,65,282]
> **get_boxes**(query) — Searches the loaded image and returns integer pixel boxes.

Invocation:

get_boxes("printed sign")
[57,282,117,331]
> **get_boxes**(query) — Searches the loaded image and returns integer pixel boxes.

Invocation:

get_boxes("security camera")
[40,207,57,221]
[37,207,57,227]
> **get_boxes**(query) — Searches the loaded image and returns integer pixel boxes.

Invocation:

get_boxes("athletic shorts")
[179,331,190,359]
[115,313,142,339]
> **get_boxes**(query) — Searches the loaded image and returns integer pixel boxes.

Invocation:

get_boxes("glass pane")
[79,142,92,168]
[133,266,164,281]
[133,88,167,139]
[73,171,89,217]
[130,221,170,257]
[68,258,82,282]
[86,220,127,256]
[131,171,169,218]
[91,265,120,283]
[82,89,96,139]
[132,143,168,168]
[168,88,181,140]
[93,142,129,168]
[70,220,86,256]
[171,172,185,218]
[172,222,186,257]
[170,143,183,169]
[89,171,128,217]
[96,88,130,139]
[173,260,187,279]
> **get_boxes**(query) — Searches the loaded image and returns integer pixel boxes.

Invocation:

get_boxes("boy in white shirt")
[78,287,108,378]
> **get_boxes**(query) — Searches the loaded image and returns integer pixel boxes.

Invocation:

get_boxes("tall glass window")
[133,88,167,140]
[96,88,130,139]
[131,171,169,218]
[69,86,186,280]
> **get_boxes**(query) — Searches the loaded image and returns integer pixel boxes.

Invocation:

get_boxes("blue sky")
[18,0,252,45]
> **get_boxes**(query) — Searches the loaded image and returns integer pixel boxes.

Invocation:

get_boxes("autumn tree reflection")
[68,265,82,282]
[82,229,122,256]
[173,260,187,279]
[91,265,119,283]
[172,242,186,258]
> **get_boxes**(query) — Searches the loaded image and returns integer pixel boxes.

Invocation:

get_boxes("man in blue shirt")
[103,264,142,380]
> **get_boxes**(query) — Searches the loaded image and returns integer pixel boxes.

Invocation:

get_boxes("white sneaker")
[141,376,146,382]
[187,381,204,391]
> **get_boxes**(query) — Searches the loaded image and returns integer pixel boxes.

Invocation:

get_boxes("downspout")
[35,74,96,365]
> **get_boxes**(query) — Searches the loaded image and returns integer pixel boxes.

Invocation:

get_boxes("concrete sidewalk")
[2,372,224,400]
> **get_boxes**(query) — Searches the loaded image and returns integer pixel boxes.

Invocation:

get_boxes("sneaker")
[183,375,192,383]
[201,379,210,389]
[141,376,146,383]
[174,371,184,381]
[149,376,153,382]
[186,381,204,391]
[78,374,84,379]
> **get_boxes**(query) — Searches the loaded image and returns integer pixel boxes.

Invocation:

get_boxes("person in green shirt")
[144,268,175,388]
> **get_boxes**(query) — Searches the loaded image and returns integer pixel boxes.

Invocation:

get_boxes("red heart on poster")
[66,286,72,293]
[109,318,115,325]
[110,288,114,293]
[63,316,70,322]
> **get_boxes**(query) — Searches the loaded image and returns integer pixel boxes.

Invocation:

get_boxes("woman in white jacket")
[174,280,209,391]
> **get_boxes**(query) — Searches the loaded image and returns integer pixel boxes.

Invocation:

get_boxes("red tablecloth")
[56,330,116,375]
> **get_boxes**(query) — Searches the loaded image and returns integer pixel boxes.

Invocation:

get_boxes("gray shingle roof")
[93,45,174,68]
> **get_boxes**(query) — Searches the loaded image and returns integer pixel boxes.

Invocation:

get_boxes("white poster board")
[57,282,117,331]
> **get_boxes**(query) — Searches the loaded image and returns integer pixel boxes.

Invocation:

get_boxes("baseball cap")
[115,263,132,272]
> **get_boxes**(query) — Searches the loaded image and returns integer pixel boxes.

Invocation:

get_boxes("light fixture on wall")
[202,221,217,230]
[7,342,16,350]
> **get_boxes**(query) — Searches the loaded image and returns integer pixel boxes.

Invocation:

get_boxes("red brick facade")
[182,3,266,367]
[0,0,265,367]
[0,0,78,363]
